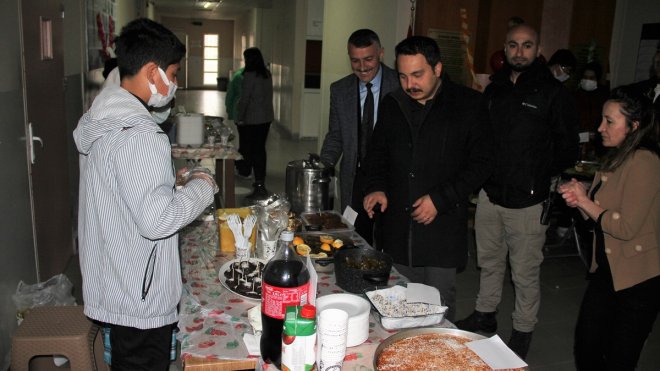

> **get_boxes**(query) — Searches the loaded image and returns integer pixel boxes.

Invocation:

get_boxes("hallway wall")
[317,0,411,147]
[161,17,235,88]
[263,0,305,136]
[610,0,660,87]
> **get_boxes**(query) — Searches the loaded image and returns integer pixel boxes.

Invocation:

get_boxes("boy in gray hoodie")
[73,18,217,369]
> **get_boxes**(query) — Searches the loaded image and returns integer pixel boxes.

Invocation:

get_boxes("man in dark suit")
[363,36,492,322]
[320,29,399,245]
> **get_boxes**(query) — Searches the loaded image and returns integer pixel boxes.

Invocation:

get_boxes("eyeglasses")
[560,65,573,75]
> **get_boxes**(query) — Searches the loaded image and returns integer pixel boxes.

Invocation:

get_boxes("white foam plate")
[316,293,370,347]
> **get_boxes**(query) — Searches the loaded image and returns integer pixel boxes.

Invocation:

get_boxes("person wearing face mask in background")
[575,62,609,160]
[547,49,577,85]
[74,19,218,370]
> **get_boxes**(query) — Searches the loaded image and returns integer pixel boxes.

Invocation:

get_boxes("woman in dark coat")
[236,47,274,199]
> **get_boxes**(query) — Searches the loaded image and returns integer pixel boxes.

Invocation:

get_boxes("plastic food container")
[175,113,204,146]
[365,285,447,330]
[217,208,257,253]
[294,231,355,273]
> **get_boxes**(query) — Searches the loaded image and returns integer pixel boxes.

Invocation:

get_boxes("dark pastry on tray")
[223,260,264,299]
[303,212,348,230]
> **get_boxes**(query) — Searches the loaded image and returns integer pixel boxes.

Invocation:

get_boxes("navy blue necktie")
[360,82,374,164]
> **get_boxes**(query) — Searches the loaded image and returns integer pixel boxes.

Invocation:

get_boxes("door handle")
[28,122,44,164]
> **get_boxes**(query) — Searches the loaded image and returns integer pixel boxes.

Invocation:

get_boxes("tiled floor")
[65,89,660,370]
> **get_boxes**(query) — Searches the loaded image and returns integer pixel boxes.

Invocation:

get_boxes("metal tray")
[372,327,485,370]
[296,231,358,273]
[299,210,354,233]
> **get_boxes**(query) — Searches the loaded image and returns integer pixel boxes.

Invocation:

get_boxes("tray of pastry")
[298,210,354,233]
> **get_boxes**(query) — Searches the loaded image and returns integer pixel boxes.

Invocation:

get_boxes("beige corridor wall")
[160,17,234,88]
[609,0,660,88]
[317,0,410,148]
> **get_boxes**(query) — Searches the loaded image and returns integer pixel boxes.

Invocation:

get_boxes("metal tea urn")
[285,154,334,214]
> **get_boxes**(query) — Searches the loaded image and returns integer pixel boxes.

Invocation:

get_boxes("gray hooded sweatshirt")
[74,85,213,329]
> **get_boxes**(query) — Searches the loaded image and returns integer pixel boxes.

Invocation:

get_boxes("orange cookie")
[319,235,334,244]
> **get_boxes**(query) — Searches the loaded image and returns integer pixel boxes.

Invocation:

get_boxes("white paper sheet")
[466,335,528,370]
[242,333,261,356]
[247,304,262,335]
[406,283,441,305]
[342,206,358,226]
[579,131,591,143]
[306,255,318,305]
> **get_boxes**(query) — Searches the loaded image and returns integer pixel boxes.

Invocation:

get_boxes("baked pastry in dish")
[376,333,489,371]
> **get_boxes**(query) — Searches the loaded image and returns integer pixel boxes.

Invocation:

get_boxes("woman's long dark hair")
[242,47,270,79]
[601,87,659,172]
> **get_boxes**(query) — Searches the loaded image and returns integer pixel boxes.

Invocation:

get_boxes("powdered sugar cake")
[377,333,489,370]
[374,328,526,371]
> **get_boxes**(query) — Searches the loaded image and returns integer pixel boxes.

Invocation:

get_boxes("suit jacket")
[589,150,660,291]
[364,81,493,267]
[320,63,399,211]
[237,71,274,125]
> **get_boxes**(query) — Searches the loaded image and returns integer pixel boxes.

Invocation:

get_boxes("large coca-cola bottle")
[260,230,310,367]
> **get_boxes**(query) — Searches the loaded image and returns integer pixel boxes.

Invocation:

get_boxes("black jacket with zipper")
[364,80,493,268]
[483,60,579,209]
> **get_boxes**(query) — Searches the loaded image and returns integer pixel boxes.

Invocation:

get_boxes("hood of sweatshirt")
[74,85,156,155]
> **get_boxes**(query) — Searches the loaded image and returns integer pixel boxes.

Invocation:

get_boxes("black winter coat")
[483,61,579,208]
[364,80,493,268]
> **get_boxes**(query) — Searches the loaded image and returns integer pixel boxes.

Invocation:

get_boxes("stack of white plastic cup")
[317,308,348,371]
[235,241,250,260]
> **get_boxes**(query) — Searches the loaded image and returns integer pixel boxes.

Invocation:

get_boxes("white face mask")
[580,79,598,92]
[148,67,177,108]
[554,70,570,82]
[151,108,171,124]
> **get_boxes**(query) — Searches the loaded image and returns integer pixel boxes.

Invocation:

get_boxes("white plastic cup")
[317,308,348,371]
[235,241,250,260]
[220,134,229,146]
[259,238,277,260]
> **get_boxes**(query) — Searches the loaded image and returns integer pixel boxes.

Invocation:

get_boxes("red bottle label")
[262,282,310,319]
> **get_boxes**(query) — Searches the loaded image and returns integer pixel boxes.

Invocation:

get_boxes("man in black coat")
[455,24,579,359]
[363,36,493,322]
